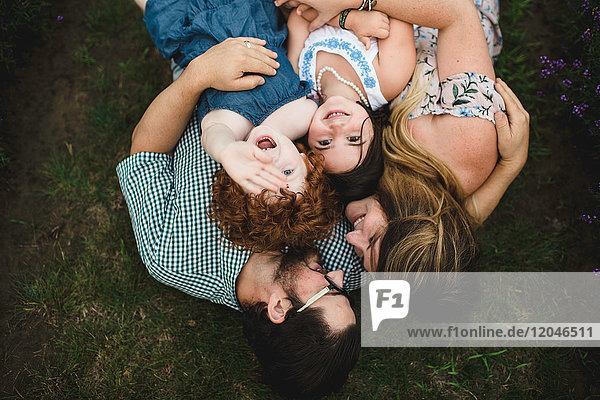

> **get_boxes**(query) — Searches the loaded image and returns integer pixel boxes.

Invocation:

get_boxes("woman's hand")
[219,141,287,195]
[494,78,530,171]
[465,78,530,223]
[346,10,390,50]
[186,37,280,93]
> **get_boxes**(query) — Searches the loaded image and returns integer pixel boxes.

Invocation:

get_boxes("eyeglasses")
[297,265,350,313]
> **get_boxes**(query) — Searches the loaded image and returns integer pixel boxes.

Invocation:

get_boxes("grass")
[5,0,598,398]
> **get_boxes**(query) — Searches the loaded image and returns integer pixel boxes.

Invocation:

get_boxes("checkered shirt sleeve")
[117,110,251,311]
[316,217,366,291]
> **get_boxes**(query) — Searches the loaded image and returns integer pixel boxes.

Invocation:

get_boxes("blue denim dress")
[144,0,310,126]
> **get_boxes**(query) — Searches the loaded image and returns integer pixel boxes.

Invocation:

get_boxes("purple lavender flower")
[538,56,567,78]
[582,28,592,42]
[596,84,600,95]
[580,214,597,224]
[581,0,590,11]
[563,79,572,87]
[573,59,583,68]
[583,68,591,79]
[554,59,566,69]
[560,94,569,102]
[537,90,545,98]
[57,15,64,23]
[572,103,590,117]
[595,268,600,277]
[540,69,553,79]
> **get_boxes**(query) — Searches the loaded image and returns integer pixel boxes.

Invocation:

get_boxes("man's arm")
[130,37,280,155]
[465,79,530,223]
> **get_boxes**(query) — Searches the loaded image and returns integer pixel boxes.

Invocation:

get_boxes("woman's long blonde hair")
[375,60,478,274]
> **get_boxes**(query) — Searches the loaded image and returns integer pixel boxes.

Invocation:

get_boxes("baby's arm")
[286,11,311,74]
[261,97,317,141]
[201,110,287,194]
[375,17,417,101]
[465,79,529,223]
[341,10,391,49]
[285,8,391,71]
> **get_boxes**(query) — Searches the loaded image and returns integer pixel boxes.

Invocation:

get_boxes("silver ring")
[244,40,251,49]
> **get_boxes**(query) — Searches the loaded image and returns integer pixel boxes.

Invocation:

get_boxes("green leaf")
[453,99,471,106]
[452,84,459,98]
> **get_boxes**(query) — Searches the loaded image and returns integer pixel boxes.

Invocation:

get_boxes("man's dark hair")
[328,105,390,204]
[242,303,360,399]
[241,248,361,399]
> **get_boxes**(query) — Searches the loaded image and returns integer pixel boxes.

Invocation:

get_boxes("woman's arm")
[130,37,279,155]
[282,0,493,79]
[277,0,461,31]
[465,79,530,223]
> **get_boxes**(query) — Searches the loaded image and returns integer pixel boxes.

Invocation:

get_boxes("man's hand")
[494,78,530,171]
[219,141,287,195]
[346,10,390,50]
[187,37,280,93]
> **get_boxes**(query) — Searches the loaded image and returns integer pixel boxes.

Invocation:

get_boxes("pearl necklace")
[315,66,370,109]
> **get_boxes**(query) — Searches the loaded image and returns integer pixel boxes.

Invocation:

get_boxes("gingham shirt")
[117,108,364,311]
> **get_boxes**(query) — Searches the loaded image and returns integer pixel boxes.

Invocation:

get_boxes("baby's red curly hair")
[209,148,342,252]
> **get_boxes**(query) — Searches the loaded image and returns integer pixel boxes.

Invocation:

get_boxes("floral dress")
[394,0,505,123]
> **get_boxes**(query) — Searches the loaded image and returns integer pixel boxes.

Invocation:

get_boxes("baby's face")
[307,96,374,173]
[246,125,309,194]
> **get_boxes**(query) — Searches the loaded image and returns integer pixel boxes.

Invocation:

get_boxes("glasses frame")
[296,265,350,313]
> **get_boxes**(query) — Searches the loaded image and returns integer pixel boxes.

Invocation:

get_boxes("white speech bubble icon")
[369,280,410,331]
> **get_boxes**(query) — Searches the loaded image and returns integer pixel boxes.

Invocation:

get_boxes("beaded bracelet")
[339,8,352,30]
[357,0,377,11]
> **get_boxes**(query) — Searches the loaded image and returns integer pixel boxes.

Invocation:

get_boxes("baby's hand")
[345,10,390,50]
[219,141,287,195]
[494,78,530,170]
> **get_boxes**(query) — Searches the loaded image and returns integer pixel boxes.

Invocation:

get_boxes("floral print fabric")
[394,0,505,123]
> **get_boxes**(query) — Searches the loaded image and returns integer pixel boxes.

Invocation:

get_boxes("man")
[117,38,364,398]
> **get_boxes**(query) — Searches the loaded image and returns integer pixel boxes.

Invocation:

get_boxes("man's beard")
[273,260,303,306]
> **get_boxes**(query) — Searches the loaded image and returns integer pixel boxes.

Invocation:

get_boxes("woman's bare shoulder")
[411,114,498,195]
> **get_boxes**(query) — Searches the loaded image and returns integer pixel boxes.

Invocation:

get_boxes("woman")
[291,0,530,273]
[139,0,342,252]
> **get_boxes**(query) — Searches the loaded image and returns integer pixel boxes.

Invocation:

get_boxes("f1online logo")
[369,280,411,331]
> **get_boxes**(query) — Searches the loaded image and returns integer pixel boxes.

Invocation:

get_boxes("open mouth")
[256,136,276,150]
[352,213,366,228]
[325,111,349,120]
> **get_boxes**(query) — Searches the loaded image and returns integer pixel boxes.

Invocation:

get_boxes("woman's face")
[344,196,387,272]
[247,125,309,193]
[308,96,373,174]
